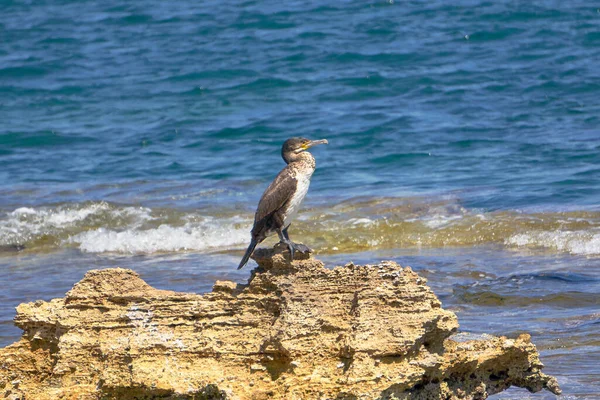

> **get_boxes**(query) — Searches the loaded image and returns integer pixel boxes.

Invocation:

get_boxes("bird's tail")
[238,239,258,270]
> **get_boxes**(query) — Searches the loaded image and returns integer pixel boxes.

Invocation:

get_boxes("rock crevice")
[0,247,560,399]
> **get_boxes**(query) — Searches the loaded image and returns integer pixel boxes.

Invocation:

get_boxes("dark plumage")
[238,137,328,269]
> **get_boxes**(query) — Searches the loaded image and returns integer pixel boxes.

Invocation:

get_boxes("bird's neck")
[285,152,316,169]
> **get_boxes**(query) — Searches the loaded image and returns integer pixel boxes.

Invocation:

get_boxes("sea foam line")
[506,230,600,256]
[69,219,250,254]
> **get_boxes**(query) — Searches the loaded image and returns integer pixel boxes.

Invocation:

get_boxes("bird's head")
[281,137,328,163]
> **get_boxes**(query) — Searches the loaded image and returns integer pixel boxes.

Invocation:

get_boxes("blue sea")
[1,1,599,397]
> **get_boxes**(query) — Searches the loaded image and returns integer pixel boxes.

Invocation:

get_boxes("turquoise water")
[1,1,599,397]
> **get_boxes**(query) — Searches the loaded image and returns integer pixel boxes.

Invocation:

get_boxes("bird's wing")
[254,167,297,226]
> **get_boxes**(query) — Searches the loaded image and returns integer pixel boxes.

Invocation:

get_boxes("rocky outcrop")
[0,245,560,399]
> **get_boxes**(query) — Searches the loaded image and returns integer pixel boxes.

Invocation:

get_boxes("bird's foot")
[292,243,312,254]
[277,241,312,254]
[276,238,313,261]
[285,241,295,261]
[273,241,313,262]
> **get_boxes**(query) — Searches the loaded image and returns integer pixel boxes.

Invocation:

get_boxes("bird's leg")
[276,228,295,261]
[277,226,288,245]
[282,225,291,241]
[282,225,312,254]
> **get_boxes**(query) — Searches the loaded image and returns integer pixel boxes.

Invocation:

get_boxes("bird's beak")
[306,139,328,149]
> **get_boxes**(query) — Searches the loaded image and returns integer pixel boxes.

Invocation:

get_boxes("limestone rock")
[0,247,560,399]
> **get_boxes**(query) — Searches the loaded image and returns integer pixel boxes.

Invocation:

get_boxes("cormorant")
[238,137,328,269]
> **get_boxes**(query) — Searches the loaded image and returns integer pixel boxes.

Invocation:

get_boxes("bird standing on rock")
[238,137,328,269]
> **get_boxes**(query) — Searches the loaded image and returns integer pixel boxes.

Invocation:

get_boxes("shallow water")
[1,0,600,397]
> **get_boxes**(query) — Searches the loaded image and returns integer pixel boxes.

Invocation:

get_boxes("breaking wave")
[1,198,600,256]
[0,202,250,254]
[71,219,248,254]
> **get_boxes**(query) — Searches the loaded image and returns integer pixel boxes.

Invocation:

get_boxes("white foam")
[421,214,463,229]
[0,203,153,246]
[12,207,37,215]
[70,218,250,254]
[7,202,150,228]
[347,217,376,226]
[506,230,600,256]
[402,204,467,229]
[46,203,111,226]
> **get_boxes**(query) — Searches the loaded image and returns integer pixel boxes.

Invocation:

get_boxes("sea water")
[1,1,599,397]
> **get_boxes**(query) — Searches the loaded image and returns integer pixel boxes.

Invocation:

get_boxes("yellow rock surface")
[0,247,560,399]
